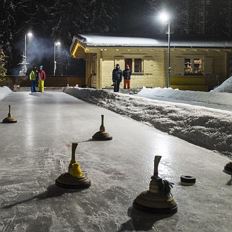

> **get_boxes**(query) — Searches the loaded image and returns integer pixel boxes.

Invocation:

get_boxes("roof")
[72,34,232,48]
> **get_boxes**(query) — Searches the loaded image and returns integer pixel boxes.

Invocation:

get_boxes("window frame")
[124,58,144,74]
[184,57,203,76]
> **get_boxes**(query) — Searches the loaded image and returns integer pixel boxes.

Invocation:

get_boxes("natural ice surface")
[0,91,231,232]
[65,87,232,157]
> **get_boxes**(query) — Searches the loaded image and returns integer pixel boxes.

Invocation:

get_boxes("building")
[70,34,232,91]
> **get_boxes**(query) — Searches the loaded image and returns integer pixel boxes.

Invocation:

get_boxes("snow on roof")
[74,34,232,48]
[75,34,165,47]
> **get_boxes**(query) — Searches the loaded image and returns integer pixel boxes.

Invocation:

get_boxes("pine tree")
[50,0,120,46]
[0,48,7,84]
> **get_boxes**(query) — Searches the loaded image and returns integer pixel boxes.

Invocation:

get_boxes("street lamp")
[24,32,33,64]
[23,31,33,75]
[54,41,61,76]
[158,10,171,88]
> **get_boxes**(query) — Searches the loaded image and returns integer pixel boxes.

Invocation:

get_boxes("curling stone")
[92,115,112,141]
[223,162,232,185]
[2,105,17,123]
[55,143,91,189]
[133,156,177,214]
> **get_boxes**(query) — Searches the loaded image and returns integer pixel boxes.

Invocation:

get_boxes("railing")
[1,76,86,89]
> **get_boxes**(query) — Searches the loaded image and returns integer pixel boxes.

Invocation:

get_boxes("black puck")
[224,162,232,175]
[180,175,196,186]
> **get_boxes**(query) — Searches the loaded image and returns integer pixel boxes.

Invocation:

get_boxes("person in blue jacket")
[112,64,122,92]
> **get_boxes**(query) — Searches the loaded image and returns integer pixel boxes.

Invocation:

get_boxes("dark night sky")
[2,0,232,74]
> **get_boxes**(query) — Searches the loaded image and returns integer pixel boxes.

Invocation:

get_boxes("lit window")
[125,58,132,70]
[134,58,142,73]
[193,58,202,74]
[184,59,192,74]
[124,58,143,73]
[184,58,203,75]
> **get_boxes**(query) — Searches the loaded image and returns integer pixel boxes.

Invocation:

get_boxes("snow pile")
[65,87,232,157]
[0,86,12,101]
[137,87,232,110]
[213,76,232,93]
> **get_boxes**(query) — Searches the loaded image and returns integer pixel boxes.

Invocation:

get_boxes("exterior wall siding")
[95,48,166,89]
[82,46,231,90]
[171,49,228,78]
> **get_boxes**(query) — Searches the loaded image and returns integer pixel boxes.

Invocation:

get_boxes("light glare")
[158,11,171,24]
[55,41,61,46]
[27,32,33,38]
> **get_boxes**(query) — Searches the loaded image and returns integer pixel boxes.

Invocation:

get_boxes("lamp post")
[24,31,33,74]
[158,11,171,88]
[54,41,61,76]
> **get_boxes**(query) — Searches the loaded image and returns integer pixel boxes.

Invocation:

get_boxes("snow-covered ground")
[138,87,232,111]
[213,75,232,93]
[0,86,12,101]
[65,87,232,158]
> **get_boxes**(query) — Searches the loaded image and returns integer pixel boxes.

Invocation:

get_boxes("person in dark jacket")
[112,64,122,92]
[123,64,132,89]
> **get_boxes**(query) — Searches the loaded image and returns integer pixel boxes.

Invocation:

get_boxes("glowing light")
[55,41,61,46]
[157,10,171,24]
[27,32,33,38]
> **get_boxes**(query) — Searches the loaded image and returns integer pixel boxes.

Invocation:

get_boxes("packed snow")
[65,87,232,158]
[137,87,232,111]
[0,86,11,101]
[213,75,232,93]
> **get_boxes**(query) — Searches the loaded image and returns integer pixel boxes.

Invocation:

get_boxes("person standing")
[35,67,39,91]
[38,65,46,92]
[29,66,37,92]
[112,64,122,92]
[123,64,132,89]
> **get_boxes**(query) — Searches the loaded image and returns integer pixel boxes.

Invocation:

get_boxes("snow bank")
[0,86,12,101]
[213,76,232,93]
[65,87,232,157]
[137,87,232,110]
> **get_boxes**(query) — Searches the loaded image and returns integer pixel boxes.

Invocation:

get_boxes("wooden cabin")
[70,34,232,91]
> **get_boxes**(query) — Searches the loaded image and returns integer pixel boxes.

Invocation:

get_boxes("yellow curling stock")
[70,162,84,178]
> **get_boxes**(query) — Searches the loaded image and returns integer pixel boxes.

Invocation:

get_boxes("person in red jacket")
[123,64,132,89]
[38,65,46,92]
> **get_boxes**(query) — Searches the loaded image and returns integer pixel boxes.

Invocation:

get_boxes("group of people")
[29,65,46,93]
[112,64,131,92]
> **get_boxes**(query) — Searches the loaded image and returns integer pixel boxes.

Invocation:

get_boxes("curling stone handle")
[100,115,105,132]
[8,105,11,117]
[153,156,162,177]
[101,115,104,126]
[71,143,78,162]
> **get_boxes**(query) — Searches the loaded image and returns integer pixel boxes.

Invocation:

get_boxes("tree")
[1,0,122,73]
[0,48,7,84]
[145,0,232,39]
[50,0,120,46]
[0,0,17,51]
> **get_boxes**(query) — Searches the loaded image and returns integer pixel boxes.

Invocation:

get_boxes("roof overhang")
[70,34,232,58]
[70,39,87,58]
